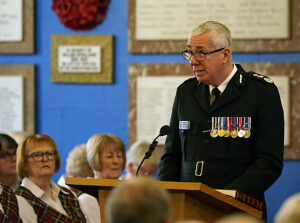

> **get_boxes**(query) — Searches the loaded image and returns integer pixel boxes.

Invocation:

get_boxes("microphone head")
[159,125,171,136]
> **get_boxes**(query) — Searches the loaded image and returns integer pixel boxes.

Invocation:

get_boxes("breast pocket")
[179,121,202,162]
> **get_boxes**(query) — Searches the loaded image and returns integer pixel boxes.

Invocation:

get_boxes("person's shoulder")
[178,77,198,88]
[78,192,98,203]
[236,64,275,88]
[245,71,275,86]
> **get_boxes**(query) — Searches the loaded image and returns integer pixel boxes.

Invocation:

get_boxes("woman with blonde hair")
[15,134,86,223]
[78,133,126,223]
[86,134,126,179]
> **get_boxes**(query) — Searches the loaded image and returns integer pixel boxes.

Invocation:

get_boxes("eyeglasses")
[27,150,56,162]
[181,47,225,61]
[0,151,16,161]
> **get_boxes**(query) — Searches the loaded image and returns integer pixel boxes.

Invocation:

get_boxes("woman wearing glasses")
[0,134,23,222]
[15,134,86,223]
[0,134,19,189]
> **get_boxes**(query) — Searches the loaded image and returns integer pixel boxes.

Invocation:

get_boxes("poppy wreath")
[52,0,110,31]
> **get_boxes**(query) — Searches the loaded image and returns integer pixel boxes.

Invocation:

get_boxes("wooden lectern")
[66,177,262,223]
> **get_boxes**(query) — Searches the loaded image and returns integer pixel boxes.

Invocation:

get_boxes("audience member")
[214,213,264,223]
[121,140,160,179]
[0,134,19,189]
[57,144,93,193]
[275,192,300,223]
[78,133,126,223]
[86,134,126,179]
[15,134,86,222]
[0,183,23,222]
[105,177,172,223]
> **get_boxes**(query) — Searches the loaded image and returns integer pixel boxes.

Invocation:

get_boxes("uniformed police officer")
[157,21,284,219]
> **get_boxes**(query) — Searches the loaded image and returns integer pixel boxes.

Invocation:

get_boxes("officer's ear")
[222,48,231,64]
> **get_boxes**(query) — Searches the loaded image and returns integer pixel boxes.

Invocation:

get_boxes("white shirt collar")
[209,64,237,95]
[21,177,61,199]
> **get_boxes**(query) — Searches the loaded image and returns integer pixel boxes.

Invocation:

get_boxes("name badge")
[179,121,190,130]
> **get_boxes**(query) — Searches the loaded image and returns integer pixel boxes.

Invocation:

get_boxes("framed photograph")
[0,0,34,54]
[51,35,114,84]
[0,65,35,135]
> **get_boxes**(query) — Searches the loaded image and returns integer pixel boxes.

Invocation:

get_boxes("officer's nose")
[190,54,200,65]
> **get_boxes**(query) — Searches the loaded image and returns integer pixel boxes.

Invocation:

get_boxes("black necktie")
[211,87,221,105]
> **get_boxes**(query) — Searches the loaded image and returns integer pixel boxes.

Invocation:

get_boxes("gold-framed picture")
[0,0,34,54]
[51,35,114,84]
[129,0,299,53]
[0,65,35,135]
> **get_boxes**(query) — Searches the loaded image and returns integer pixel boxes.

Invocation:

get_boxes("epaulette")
[246,71,274,84]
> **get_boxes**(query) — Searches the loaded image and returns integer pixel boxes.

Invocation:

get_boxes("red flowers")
[52,0,110,31]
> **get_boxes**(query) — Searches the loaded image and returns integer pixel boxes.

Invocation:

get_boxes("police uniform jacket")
[157,64,284,202]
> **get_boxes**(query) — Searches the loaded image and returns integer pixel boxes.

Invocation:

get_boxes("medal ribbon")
[239,117,243,130]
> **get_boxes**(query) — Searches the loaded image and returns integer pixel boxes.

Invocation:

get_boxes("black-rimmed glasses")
[181,47,225,61]
[0,151,16,161]
[27,150,56,162]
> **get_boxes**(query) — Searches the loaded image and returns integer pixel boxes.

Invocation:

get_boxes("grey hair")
[215,213,264,223]
[191,21,232,48]
[275,192,300,223]
[105,177,171,223]
[66,144,93,177]
[126,140,160,166]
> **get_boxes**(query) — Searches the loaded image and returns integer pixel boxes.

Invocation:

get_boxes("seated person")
[105,177,172,223]
[0,134,19,189]
[57,144,93,194]
[0,183,23,222]
[78,133,126,223]
[121,140,160,179]
[15,134,86,223]
[275,192,300,223]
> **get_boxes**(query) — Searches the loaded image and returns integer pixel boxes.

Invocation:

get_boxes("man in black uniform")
[157,21,284,217]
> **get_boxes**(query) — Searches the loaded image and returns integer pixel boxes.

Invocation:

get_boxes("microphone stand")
[135,125,171,177]
[136,136,159,177]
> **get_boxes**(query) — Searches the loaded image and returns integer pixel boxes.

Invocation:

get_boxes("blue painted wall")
[0,1,299,222]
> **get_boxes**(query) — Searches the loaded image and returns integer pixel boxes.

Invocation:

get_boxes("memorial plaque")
[129,0,299,53]
[0,65,35,135]
[51,35,113,84]
[136,0,289,40]
[0,0,34,54]
[58,46,101,73]
[0,76,23,133]
[137,76,189,144]
[0,0,22,41]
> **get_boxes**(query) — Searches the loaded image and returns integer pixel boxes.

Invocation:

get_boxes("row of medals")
[210,117,251,138]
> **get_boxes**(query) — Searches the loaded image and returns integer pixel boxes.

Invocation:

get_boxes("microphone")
[159,125,171,137]
[136,125,171,176]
